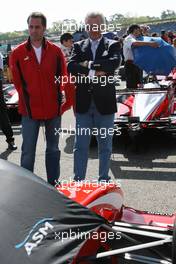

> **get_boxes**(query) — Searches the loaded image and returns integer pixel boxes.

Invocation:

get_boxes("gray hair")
[85,12,106,24]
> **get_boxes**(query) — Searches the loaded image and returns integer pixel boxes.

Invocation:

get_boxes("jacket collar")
[89,36,102,45]
[25,37,47,51]
[79,36,109,60]
[93,37,107,60]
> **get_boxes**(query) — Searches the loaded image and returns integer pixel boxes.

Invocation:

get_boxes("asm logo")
[15,218,54,256]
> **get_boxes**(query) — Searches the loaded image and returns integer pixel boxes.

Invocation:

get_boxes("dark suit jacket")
[68,37,121,114]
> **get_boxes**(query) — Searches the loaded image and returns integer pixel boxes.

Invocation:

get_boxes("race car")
[2,83,20,122]
[114,74,176,137]
[58,180,176,263]
[3,83,18,106]
[0,159,175,264]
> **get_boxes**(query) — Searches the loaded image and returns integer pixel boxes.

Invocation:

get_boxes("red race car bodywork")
[115,74,176,135]
[58,182,176,263]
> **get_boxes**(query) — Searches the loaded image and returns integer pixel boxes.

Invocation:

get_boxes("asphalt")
[0,106,176,215]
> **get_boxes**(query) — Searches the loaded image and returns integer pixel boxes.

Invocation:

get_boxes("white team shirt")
[123,34,137,61]
[32,46,42,64]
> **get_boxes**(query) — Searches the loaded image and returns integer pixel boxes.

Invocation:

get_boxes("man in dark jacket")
[10,12,67,186]
[0,52,17,150]
[68,12,121,182]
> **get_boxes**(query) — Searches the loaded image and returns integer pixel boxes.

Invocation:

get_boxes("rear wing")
[116,87,170,95]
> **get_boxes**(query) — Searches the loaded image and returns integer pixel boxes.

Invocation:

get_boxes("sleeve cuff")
[88,69,95,78]
[88,61,93,69]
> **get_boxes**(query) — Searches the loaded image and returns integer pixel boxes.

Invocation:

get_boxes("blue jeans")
[21,116,61,186]
[74,101,114,181]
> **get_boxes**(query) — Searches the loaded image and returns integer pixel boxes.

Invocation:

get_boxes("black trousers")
[0,87,14,143]
[125,62,143,89]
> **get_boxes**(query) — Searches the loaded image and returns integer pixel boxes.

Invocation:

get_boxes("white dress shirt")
[123,34,137,61]
[89,37,102,78]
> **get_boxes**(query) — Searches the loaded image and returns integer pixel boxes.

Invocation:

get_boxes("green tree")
[108,13,160,27]
[51,19,78,34]
[109,13,126,24]
[161,10,176,19]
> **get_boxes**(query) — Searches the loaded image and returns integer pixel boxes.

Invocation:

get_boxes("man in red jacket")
[10,12,68,186]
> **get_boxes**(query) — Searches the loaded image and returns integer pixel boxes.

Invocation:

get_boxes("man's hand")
[95,71,106,76]
[149,42,159,48]
[79,61,89,67]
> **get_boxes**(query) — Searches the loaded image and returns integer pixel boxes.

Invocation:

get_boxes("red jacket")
[10,38,70,119]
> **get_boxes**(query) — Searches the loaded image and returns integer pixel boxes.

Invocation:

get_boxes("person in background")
[59,32,76,113]
[151,32,159,37]
[173,38,176,48]
[123,24,159,89]
[140,25,150,36]
[72,28,88,42]
[0,51,17,150]
[160,30,169,43]
[168,31,175,44]
[10,12,68,186]
[60,33,74,62]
